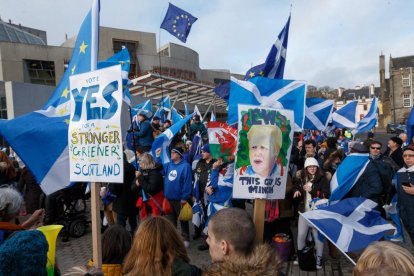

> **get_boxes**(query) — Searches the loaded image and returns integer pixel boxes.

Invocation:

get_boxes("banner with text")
[233,105,293,199]
[69,65,124,182]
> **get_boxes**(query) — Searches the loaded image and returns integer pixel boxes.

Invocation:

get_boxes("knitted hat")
[171,147,184,157]
[201,144,210,153]
[304,157,319,168]
[0,230,48,275]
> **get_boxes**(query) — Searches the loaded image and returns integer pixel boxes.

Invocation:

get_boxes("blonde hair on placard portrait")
[247,125,282,158]
[353,241,414,276]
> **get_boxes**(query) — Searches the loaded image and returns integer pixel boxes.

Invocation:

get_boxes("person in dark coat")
[133,111,154,152]
[188,115,207,141]
[384,137,404,169]
[397,144,414,246]
[17,167,44,214]
[108,156,138,235]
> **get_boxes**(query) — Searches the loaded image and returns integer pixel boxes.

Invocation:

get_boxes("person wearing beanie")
[133,110,154,152]
[396,144,414,246]
[384,137,404,169]
[292,157,330,269]
[156,146,192,248]
[0,230,48,275]
[242,125,282,178]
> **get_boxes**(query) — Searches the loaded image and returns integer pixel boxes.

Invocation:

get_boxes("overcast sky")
[2,0,414,89]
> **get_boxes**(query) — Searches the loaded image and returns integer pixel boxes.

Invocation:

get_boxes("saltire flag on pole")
[97,46,131,106]
[245,15,290,80]
[383,194,405,242]
[352,96,378,135]
[126,99,152,151]
[193,105,202,119]
[331,100,358,129]
[160,3,197,43]
[210,111,216,122]
[407,107,414,145]
[153,96,171,123]
[189,131,202,162]
[329,153,370,204]
[0,0,100,195]
[184,102,190,116]
[304,98,334,131]
[151,113,193,164]
[192,174,205,228]
[228,76,306,130]
[171,107,183,124]
[301,197,395,254]
[131,100,152,122]
[207,122,237,162]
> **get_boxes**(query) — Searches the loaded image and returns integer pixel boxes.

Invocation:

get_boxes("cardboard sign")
[233,104,293,199]
[69,65,124,182]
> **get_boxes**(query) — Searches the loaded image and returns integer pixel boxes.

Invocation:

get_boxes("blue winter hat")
[201,144,210,153]
[0,230,48,275]
[171,147,184,158]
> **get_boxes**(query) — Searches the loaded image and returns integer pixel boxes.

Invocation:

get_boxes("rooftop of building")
[391,55,414,70]
[0,19,46,45]
[340,86,380,100]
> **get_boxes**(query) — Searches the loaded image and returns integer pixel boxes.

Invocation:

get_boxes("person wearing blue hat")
[133,110,154,152]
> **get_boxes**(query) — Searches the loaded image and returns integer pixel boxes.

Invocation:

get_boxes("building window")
[403,94,411,108]
[402,75,411,87]
[113,39,138,78]
[25,60,55,86]
[0,97,6,119]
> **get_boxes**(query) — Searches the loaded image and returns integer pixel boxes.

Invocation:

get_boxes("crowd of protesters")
[2,114,414,275]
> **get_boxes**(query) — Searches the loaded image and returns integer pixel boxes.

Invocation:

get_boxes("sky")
[2,0,414,89]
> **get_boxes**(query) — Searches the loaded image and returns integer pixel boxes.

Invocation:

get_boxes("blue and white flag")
[171,107,183,124]
[189,131,202,162]
[304,98,334,131]
[301,197,395,253]
[184,102,190,116]
[329,153,370,203]
[131,100,152,121]
[160,3,197,43]
[192,175,205,228]
[0,0,100,195]
[407,107,414,144]
[245,15,290,80]
[193,105,202,119]
[384,194,405,242]
[153,96,171,123]
[228,76,306,130]
[331,100,358,129]
[151,113,193,164]
[97,47,131,106]
[352,97,378,135]
[210,111,216,122]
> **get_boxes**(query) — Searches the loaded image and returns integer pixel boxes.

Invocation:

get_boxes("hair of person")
[139,153,156,170]
[102,225,132,264]
[0,186,23,221]
[123,216,190,275]
[0,151,17,179]
[63,265,104,276]
[209,208,256,257]
[304,139,316,148]
[369,140,382,147]
[353,241,414,276]
[326,137,337,149]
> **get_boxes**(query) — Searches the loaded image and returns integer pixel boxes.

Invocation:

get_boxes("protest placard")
[69,65,124,182]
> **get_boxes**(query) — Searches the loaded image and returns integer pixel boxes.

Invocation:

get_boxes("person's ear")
[220,240,230,256]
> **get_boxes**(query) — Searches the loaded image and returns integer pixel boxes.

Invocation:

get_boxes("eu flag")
[160,3,198,43]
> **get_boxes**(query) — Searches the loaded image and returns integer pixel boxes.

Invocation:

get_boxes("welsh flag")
[207,122,238,162]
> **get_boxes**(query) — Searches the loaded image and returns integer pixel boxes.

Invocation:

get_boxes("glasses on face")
[370,146,381,150]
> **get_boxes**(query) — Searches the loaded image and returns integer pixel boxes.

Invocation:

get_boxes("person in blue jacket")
[133,110,154,152]
[157,146,193,248]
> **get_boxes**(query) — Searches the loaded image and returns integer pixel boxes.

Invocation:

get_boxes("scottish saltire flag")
[193,105,202,119]
[153,96,171,123]
[189,132,202,162]
[245,15,290,80]
[97,46,131,106]
[384,191,405,242]
[228,76,306,130]
[192,175,205,228]
[0,0,100,195]
[304,98,334,131]
[329,153,370,203]
[160,3,197,43]
[131,100,152,121]
[407,107,414,144]
[210,111,216,122]
[171,107,183,124]
[184,102,190,116]
[352,97,379,135]
[331,100,358,129]
[151,113,193,164]
[301,197,395,253]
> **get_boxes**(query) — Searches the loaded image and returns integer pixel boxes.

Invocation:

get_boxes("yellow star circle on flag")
[71,65,76,75]
[249,72,255,78]
[61,87,69,98]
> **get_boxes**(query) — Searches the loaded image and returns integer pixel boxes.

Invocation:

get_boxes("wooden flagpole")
[91,182,102,267]
[253,199,266,243]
